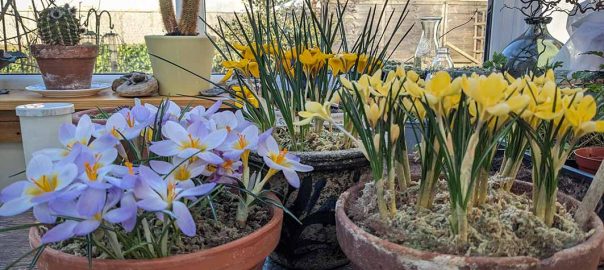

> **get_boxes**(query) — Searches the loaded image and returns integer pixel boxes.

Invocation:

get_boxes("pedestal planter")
[574,147,604,175]
[145,35,214,96]
[29,201,283,270]
[30,44,98,90]
[259,148,370,270]
[335,181,604,270]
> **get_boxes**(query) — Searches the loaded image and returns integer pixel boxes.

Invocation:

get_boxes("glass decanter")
[431,47,454,70]
[414,16,442,70]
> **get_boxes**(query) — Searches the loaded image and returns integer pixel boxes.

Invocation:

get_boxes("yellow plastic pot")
[145,35,214,96]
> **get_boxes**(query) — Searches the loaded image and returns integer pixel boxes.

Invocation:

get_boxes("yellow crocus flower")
[232,85,259,109]
[295,101,332,126]
[564,95,604,137]
[328,53,358,75]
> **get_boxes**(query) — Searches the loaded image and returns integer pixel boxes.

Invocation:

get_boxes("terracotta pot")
[574,147,604,174]
[30,44,98,90]
[72,107,119,125]
[252,148,371,269]
[29,198,283,270]
[335,181,604,270]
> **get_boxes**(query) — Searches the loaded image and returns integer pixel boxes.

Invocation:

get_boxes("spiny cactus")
[159,0,200,36]
[37,4,83,46]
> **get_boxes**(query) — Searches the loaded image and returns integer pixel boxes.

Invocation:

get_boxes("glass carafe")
[502,17,563,77]
[431,47,454,70]
[414,16,442,70]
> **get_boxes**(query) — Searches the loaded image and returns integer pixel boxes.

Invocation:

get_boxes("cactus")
[159,0,200,36]
[37,4,83,46]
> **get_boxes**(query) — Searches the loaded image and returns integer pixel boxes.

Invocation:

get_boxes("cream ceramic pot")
[16,103,74,164]
[145,35,214,96]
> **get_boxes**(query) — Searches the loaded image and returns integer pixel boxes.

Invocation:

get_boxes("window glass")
[1,0,489,74]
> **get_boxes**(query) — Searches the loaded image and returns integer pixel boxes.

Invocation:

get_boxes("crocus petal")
[289,161,314,172]
[41,220,78,243]
[173,201,196,237]
[149,140,180,157]
[198,152,224,164]
[0,181,27,203]
[26,155,53,181]
[137,198,168,211]
[73,219,101,236]
[204,130,228,150]
[58,124,76,147]
[177,183,216,199]
[104,207,131,223]
[33,148,67,161]
[150,160,173,175]
[77,188,106,217]
[56,163,78,190]
[139,166,166,195]
[0,197,32,217]
[75,115,93,144]
[34,203,56,224]
[282,169,301,188]
[162,121,190,143]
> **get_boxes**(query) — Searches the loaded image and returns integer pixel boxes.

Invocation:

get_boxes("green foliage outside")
[2,44,152,74]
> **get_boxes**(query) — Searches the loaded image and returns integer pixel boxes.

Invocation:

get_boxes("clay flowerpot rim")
[29,200,283,266]
[145,34,211,40]
[72,107,120,125]
[335,181,604,268]
[30,44,99,59]
[574,147,604,162]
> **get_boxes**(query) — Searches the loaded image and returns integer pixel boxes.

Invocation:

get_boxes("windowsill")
[0,74,225,90]
[0,74,122,90]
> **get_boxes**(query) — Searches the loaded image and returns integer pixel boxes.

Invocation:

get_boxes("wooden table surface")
[0,89,220,143]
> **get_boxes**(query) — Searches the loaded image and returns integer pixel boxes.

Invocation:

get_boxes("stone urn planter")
[29,199,283,270]
[254,148,370,269]
[30,44,98,90]
[574,147,604,175]
[335,181,604,270]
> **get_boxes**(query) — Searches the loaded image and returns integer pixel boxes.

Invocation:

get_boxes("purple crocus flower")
[43,188,136,243]
[35,115,116,161]
[183,100,222,125]
[74,146,118,189]
[150,157,205,189]
[134,166,216,236]
[257,136,313,188]
[0,155,77,223]
[149,120,227,164]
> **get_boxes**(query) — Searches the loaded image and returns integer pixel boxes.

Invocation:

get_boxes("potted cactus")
[31,4,98,90]
[145,0,214,96]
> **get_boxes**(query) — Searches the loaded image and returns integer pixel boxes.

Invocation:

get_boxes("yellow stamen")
[84,162,100,181]
[126,112,135,128]
[27,175,58,197]
[125,161,134,175]
[174,165,191,181]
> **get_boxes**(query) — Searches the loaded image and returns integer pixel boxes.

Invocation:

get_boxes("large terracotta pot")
[72,107,117,125]
[574,147,604,175]
[29,200,283,270]
[30,44,98,90]
[254,148,370,269]
[145,35,214,96]
[336,181,604,270]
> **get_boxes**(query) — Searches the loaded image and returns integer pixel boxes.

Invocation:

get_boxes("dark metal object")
[82,8,114,45]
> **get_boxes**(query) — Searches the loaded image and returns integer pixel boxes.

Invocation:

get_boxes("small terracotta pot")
[72,107,118,125]
[574,147,604,174]
[30,44,98,90]
[335,181,604,270]
[29,200,283,270]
